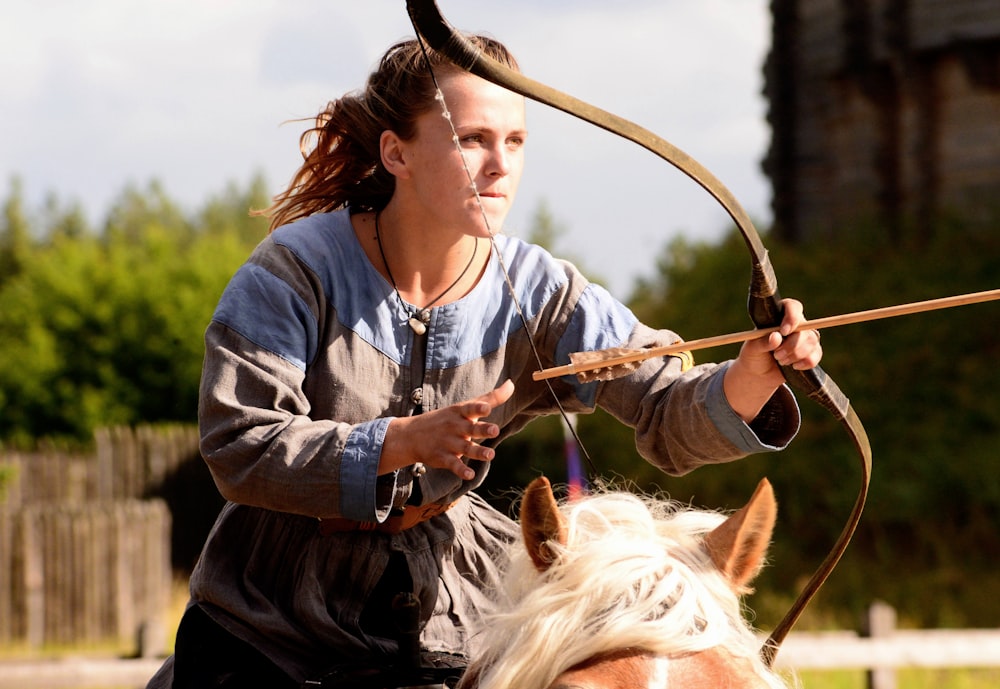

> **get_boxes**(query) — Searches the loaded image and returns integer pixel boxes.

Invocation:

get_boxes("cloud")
[259,7,369,89]
[0,0,771,296]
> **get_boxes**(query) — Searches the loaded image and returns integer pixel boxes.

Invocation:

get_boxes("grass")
[787,669,1000,688]
[160,576,190,654]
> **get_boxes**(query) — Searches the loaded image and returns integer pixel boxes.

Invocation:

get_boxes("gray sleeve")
[198,322,398,521]
[551,279,801,476]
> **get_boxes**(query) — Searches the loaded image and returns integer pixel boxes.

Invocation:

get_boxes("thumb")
[744,331,783,356]
[467,380,515,418]
[480,379,515,408]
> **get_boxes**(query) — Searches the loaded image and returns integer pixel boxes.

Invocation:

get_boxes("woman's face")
[395,69,527,236]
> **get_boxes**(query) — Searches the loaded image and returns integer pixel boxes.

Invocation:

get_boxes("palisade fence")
[0,425,202,652]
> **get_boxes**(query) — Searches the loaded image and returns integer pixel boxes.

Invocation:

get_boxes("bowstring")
[410,30,597,485]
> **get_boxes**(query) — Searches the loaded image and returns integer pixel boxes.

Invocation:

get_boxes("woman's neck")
[359,208,487,309]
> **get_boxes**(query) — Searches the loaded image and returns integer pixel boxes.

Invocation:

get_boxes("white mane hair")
[466,488,790,689]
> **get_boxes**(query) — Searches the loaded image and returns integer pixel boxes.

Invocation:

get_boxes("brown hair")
[257,35,519,232]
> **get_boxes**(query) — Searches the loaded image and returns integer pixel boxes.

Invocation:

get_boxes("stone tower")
[764,0,1000,242]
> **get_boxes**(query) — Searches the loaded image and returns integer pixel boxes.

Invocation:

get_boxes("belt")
[317,501,457,536]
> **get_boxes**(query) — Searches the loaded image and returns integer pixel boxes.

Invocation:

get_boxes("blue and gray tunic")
[150,208,799,684]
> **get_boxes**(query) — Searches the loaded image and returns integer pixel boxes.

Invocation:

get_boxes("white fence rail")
[773,602,1000,689]
[775,629,1000,670]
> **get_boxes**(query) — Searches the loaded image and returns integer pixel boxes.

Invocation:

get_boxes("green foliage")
[495,215,1000,627]
[524,199,607,287]
[607,221,1000,628]
[524,199,564,253]
[0,177,32,286]
[0,175,268,445]
[0,463,16,503]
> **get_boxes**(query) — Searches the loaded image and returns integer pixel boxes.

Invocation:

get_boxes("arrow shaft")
[532,288,1000,381]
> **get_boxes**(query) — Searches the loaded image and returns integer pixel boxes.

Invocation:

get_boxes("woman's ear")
[380,130,409,179]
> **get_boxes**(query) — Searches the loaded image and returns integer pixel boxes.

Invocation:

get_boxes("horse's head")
[461,477,788,689]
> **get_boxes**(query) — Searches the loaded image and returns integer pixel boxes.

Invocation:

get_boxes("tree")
[0,177,32,287]
[0,178,265,445]
[628,223,1000,626]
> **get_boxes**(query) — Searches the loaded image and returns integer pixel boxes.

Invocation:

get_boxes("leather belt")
[317,501,457,536]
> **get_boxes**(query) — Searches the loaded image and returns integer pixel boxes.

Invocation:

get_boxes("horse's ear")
[520,476,569,572]
[703,478,776,593]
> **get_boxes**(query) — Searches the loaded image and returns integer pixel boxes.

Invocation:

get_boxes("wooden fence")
[0,424,201,507]
[0,425,200,651]
[0,500,171,649]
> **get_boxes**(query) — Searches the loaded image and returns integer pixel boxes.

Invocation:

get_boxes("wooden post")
[865,600,897,689]
[22,510,44,649]
[0,511,12,643]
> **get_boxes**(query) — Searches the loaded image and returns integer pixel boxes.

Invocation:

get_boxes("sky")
[1,0,772,296]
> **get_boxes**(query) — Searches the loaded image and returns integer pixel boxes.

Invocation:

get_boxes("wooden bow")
[404,0,868,664]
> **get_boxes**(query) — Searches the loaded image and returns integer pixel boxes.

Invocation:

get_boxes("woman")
[148,34,821,688]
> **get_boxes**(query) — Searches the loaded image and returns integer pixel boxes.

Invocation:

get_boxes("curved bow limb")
[406,0,778,304]
[406,0,871,665]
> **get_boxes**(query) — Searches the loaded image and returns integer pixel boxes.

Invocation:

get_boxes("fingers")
[463,379,515,418]
[740,300,823,373]
[727,298,822,419]
[773,329,823,370]
[439,380,515,481]
[778,298,805,335]
[772,300,822,369]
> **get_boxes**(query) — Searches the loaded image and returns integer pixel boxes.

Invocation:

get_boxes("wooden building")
[764,0,1000,242]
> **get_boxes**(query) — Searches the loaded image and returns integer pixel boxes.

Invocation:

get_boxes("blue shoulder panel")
[211,262,318,371]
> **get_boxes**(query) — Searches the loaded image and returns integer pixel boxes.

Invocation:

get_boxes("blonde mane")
[465,489,789,689]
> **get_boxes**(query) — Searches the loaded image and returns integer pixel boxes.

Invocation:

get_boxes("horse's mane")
[466,487,789,689]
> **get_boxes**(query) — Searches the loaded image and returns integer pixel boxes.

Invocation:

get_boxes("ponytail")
[255,35,519,232]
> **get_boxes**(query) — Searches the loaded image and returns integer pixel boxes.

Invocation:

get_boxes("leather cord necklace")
[375,211,478,335]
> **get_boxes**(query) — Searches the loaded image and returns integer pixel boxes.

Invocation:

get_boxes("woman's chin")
[478,210,512,236]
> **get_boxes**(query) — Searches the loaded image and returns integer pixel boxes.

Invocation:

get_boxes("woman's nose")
[486,143,510,176]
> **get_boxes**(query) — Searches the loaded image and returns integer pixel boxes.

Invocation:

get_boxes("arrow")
[533,288,1000,382]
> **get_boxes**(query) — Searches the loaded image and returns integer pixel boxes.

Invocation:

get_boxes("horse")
[457,476,789,689]
[305,477,788,689]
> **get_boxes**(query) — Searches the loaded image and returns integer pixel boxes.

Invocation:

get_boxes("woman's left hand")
[724,298,823,422]
[740,298,822,376]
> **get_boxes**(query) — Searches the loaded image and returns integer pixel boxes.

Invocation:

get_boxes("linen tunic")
[149,208,800,685]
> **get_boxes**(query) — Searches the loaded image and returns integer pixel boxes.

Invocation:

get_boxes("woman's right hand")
[379,380,515,480]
